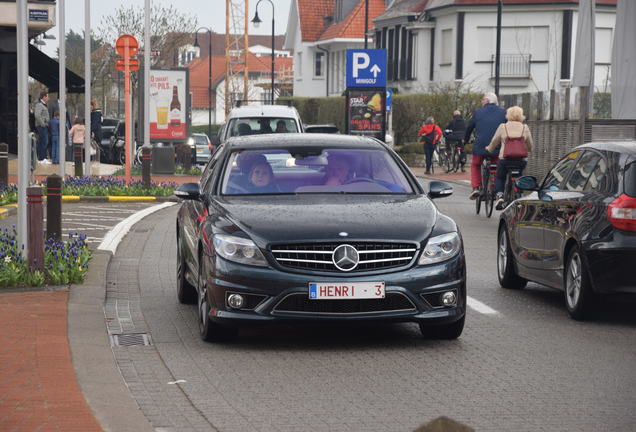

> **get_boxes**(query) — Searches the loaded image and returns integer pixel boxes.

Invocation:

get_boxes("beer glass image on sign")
[156,93,169,130]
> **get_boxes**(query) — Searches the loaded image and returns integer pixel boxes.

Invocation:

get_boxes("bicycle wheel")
[503,171,514,206]
[475,188,482,215]
[444,149,452,173]
[452,149,460,172]
[485,175,495,218]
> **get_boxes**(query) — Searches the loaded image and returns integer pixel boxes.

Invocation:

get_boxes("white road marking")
[167,380,187,385]
[467,296,500,315]
[98,202,176,254]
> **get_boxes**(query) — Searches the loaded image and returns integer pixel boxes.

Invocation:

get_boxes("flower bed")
[0,228,91,288]
[58,177,176,197]
[112,164,202,176]
[0,185,17,206]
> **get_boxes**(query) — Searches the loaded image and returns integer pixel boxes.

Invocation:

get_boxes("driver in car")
[324,154,353,185]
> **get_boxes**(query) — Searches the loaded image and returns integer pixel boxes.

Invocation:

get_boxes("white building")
[373,0,617,95]
[284,0,388,97]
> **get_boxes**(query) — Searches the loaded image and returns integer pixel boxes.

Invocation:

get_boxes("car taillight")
[607,194,636,232]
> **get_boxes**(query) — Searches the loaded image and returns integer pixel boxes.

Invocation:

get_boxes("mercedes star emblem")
[332,244,359,272]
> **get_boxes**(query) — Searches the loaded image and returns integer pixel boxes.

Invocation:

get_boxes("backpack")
[503,124,528,158]
[421,128,436,146]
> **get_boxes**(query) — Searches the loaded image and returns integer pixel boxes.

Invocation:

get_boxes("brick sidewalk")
[0,290,102,432]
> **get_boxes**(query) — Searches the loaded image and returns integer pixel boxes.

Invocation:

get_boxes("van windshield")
[227,117,298,137]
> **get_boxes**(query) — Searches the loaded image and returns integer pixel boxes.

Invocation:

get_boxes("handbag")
[502,124,528,158]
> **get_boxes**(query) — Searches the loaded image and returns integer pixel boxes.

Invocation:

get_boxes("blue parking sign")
[346,49,387,88]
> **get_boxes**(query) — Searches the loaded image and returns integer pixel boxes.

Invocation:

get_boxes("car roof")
[579,141,636,155]
[227,105,299,119]
[226,133,384,150]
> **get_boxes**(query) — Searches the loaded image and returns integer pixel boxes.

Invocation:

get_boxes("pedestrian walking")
[417,117,443,175]
[34,90,50,163]
[463,92,506,200]
[69,117,86,162]
[90,99,103,160]
[445,110,467,172]
[49,111,61,165]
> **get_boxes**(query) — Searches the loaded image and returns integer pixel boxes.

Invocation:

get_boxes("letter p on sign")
[352,53,370,78]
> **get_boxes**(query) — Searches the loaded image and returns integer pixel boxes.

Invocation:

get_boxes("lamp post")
[194,28,213,139]
[252,0,275,104]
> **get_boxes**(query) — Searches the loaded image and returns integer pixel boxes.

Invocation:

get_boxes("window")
[227,117,299,137]
[565,151,601,192]
[584,156,609,193]
[531,26,549,61]
[387,29,394,79]
[477,27,494,61]
[314,51,325,77]
[624,162,636,197]
[543,151,581,190]
[441,29,453,65]
[476,26,548,61]
[296,52,303,76]
[596,28,613,64]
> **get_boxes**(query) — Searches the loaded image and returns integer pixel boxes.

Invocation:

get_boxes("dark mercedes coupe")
[175,134,465,342]
[497,141,636,320]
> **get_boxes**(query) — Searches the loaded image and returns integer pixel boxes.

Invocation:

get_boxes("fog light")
[441,291,457,307]
[227,294,245,309]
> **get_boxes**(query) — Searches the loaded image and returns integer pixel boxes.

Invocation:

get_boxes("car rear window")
[227,117,298,137]
[625,161,636,197]
[221,147,413,195]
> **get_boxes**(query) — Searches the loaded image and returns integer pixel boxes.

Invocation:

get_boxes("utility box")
[151,145,175,174]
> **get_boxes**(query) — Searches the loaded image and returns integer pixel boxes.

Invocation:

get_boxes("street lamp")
[252,0,275,104]
[194,27,213,139]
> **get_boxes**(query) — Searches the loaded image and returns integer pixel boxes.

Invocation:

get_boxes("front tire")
[419,316,464,340]
[176,234,197,304]
[197,258,237,342]
[565,246,595,320]
[497,225,527,289]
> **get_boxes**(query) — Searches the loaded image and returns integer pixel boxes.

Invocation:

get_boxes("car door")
[512,191,547,273]
[515,151,581,285]
[541,150,601,286]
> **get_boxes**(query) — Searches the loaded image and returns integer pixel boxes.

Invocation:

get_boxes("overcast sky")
[42,0,292,56]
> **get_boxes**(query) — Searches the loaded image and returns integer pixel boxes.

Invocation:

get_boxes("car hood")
[212,194,437,247]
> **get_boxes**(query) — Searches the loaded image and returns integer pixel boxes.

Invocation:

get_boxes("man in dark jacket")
[463,93,506,199]
[445,110,467,172]
[34,90,50,162]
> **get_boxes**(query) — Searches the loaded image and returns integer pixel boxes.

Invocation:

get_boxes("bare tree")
[98,4,198,68]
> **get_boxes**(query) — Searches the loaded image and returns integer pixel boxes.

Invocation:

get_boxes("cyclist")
[444,110,467,172]
[463,93,506,200]
[486,106,534,210]
[417,117,442,175]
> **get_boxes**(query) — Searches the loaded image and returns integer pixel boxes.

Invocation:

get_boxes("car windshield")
[221,147,413,195]
[227,117,298,137]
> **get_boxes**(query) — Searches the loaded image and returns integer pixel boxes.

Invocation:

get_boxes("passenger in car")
[275,120,289,133]
[247,159,280,193]
[237,123,253,136]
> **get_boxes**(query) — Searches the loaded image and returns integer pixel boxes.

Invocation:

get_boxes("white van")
[213,105,304,146]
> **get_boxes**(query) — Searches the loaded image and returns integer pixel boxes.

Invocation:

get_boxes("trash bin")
[151,145,175,174]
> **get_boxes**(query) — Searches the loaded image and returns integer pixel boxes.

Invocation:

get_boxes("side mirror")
[428,181,453,199]
[175,182,201,200]
[515,175,539,191]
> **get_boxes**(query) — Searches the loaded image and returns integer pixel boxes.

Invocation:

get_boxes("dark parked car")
[175,134,466,342]
[304,124,339,134]
[497,141,636,319]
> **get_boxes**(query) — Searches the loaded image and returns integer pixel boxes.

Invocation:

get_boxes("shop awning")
[29,45,85,93]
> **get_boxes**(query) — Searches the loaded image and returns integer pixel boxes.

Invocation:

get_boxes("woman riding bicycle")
[486,106,533,210]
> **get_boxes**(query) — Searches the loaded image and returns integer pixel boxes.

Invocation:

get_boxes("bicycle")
[448,140,465,173]
[432,140,449,174]
[500,160,526,209]
[475,156,498,217]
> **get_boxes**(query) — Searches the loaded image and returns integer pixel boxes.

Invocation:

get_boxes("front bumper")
[205,253,466,327]
[584,230,636,294]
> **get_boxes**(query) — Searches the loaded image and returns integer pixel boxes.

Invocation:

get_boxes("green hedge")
[279,89,482,146]
[191,124,221,136]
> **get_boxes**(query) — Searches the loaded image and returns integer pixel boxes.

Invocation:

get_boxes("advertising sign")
[149,68,188,141]
[346,49,387,88]
[345,88,386,140]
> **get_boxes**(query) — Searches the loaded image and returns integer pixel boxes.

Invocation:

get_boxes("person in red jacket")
[417,117,443,175]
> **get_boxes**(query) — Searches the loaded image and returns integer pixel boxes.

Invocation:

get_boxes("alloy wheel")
[566,252,582,309]
[498,229,507,281]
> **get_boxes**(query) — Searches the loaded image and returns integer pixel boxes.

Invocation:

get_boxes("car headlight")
[418,232,461,265]
[187,137,195,147]
[213,234,268,267]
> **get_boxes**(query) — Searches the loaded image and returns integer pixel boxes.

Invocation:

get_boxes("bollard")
[27,186,44,271]
[0,143,8,187]
[142,146,151,189]
[46,174,62,242]
[74,143,83,177]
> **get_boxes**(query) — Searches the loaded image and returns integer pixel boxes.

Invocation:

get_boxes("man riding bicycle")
[444,110,467,172]
[486,106,534,210]
[463,93,506,200]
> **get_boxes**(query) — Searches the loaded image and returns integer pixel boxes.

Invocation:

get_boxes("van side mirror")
[428,181,453,199]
